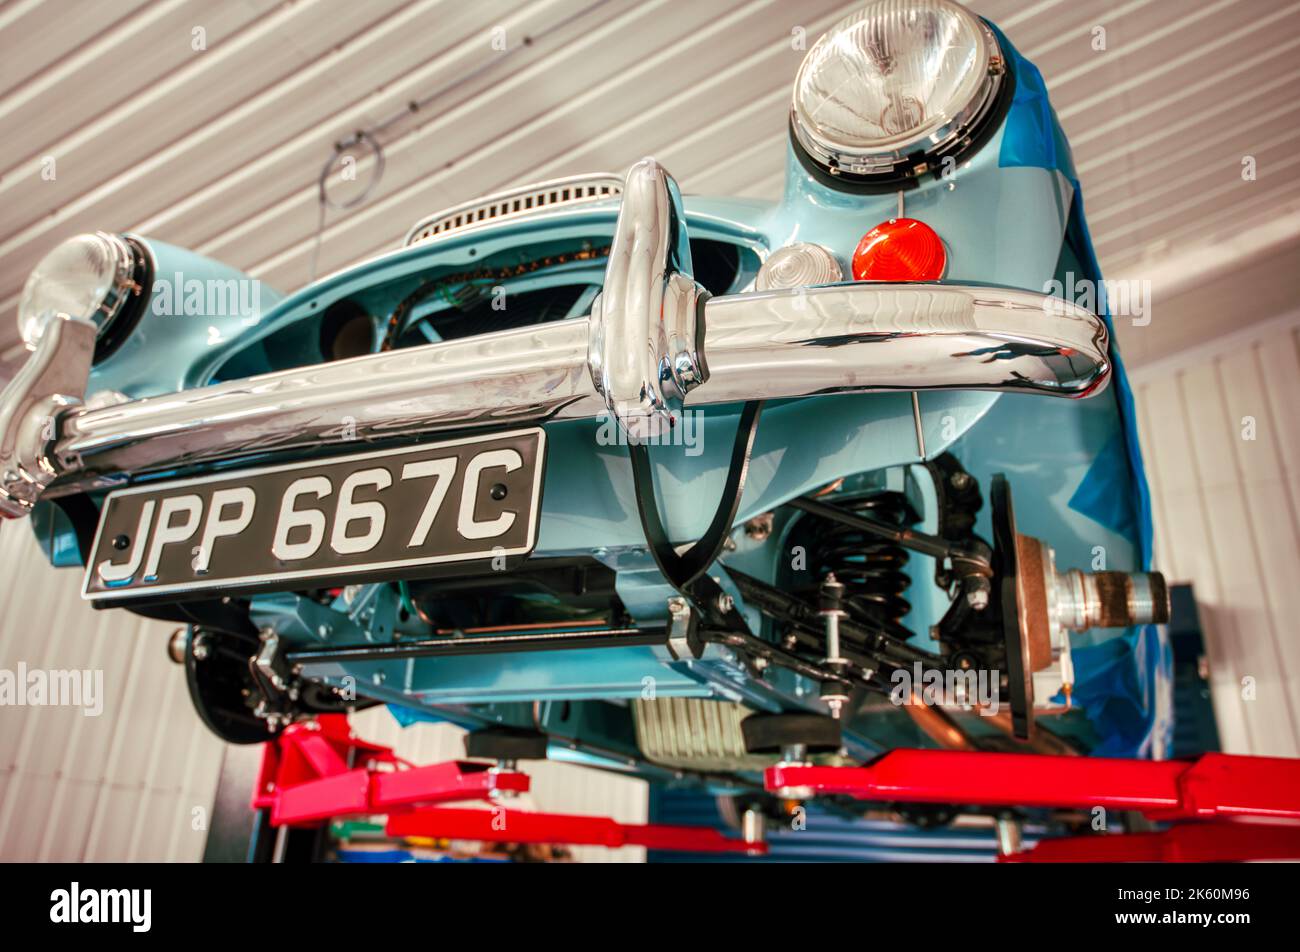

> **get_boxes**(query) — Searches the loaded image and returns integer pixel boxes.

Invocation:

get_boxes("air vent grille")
[404,174,623,246]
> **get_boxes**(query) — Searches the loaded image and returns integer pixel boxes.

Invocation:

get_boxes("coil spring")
[808,491,918,628]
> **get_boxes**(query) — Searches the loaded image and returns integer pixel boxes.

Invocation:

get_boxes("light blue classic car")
[1,0,1169,812]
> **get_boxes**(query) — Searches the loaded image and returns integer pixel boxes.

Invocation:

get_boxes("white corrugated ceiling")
[2,0,1298,381]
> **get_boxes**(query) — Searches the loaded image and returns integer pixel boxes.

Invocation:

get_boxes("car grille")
[404,174,623,246]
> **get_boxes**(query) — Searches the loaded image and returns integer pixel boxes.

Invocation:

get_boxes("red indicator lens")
[851,218,947,282]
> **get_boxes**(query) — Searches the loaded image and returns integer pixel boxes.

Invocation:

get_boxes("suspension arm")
[786,495,992,575]
[726,567,942,669]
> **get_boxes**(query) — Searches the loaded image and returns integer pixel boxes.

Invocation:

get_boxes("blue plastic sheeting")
[1071,624,1172,759]
[994,23,1171,758]
[389,705,430,729]
[1068,433,1140,543]
[996,25,1154,569]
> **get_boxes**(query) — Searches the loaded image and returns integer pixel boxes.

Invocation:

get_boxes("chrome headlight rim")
[17,232,153,363]
[91,234,153,364]
[789,1,1013,193]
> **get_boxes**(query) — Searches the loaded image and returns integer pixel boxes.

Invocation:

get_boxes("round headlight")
[791,0,1005,185]
[17,232,138,350]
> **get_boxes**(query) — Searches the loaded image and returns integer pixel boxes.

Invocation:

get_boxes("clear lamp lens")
[755,243,843,291]
[17,233,129,349]
[792,0,997,175]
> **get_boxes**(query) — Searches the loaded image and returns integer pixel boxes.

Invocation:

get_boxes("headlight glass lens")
[792,0,999,176]
[17,232,132,348]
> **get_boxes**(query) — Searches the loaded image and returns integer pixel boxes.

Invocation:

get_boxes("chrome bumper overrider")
[0,158,1109,518]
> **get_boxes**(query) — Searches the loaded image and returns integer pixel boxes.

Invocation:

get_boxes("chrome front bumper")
[0,158,1109,519]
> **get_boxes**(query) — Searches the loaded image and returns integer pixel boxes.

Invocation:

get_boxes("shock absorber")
[807,491,918,635]
[818,574,850,719]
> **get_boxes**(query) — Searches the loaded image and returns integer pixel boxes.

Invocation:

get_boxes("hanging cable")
[311,130,386,281]
[305,0,616,281]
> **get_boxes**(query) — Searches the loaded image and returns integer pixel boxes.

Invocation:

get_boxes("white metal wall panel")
[1131,314,1300,757]
[0,524,225,861]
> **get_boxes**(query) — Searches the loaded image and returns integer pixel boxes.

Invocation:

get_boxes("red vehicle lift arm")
[251,715,763,855]
[765,749,1300,821]
[253,720,1300,860]
[251,715,529,827]
[387,806,764,855]
[1005,820,1300,862]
